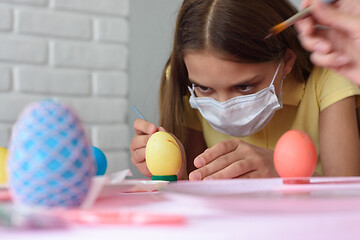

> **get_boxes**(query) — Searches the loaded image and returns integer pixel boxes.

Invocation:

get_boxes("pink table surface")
[2,177,360,240]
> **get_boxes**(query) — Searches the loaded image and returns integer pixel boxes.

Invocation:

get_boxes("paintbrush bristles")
[265,6,313,39]
[265,22,287,39]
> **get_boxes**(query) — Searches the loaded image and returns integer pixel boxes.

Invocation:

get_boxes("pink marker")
[52,210,186,225]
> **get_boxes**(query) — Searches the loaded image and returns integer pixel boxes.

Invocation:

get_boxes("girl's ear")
[283,48,296,75]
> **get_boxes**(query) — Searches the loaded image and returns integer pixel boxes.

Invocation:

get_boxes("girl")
[129,0,360,180]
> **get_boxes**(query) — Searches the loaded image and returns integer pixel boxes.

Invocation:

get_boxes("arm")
[319,96,360,176]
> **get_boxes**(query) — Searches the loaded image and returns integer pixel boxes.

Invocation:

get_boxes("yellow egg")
[0,146,8,184]
[145,132,182,179]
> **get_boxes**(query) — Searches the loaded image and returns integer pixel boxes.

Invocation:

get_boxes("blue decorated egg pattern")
[7,100,94,207]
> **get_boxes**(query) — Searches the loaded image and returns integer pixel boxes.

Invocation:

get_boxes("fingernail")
[147,124,156,134]
[190,171,201,181]
[314,41,329,53]
[194,157,205,167]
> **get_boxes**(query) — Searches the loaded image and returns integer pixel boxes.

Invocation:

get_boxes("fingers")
[193,140,239,168]
[296,16,316,37]
[158,126,166,132]
[301,0,312,9]
[131,161,152,178]
[133,119,158,136]
[296,17,333,54]
[129,136,149,178]
[189,152,237,180]
[129,136,152,177]
[298,32,332,54]
[130,119,159,178]
[189,140,255,180]
[310,51,350,67]
[129,135,148,161]
[312,0,360,34]
[192,159,255,180]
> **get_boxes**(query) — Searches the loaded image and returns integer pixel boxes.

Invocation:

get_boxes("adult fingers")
[298,32,333,54]
[296,17,316,37]
[301,0,312,9]
[310,51,350,67]
[312,0,360,35]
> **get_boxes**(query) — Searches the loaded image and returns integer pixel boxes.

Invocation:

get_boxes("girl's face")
[184,50,295,102]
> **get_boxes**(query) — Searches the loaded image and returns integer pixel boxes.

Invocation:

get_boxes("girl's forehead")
[184,51,277,84]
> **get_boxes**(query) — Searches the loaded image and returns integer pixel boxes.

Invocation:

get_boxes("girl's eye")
[194,84,212,93]
[237,84,254,93]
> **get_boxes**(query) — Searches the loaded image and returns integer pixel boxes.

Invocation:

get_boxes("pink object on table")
[274,130,317,178]
[51,209,185,225]
[0,189,11,201]
[162,177,360,212]
[3,177,360,240]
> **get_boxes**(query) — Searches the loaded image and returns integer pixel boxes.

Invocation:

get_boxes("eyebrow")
[189,75,262,88]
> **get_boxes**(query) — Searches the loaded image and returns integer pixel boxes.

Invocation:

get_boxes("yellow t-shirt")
[183,67,360,172]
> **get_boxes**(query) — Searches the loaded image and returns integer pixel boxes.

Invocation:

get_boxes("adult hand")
[188,139,278,180]
[296,0,360,84]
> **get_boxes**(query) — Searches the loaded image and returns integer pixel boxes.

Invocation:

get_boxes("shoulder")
[307,67,360,111]
[308,67,357,90]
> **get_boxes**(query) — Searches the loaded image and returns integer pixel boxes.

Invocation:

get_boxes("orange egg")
[274,130,317,178]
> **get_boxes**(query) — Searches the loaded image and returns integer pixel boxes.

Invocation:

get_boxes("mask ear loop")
[187,84,196,97]
[269,62,282,87]
[280,75,286,92]
[278,75,286,107]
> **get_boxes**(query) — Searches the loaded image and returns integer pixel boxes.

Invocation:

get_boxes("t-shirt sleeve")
[182,95,202,132]
[315,68,360,111]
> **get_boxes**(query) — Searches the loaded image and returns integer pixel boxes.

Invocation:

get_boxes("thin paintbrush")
[131,105,147,121]
[265,0,336,39]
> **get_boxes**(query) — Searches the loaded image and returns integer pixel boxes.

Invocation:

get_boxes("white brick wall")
[13,67,91,95]
[17,9,92,39]
[93,72,128,97]
[1,0,48,6]
[0,7,12,30]
[50,41,128,70]
[0,0,130,174]
[51,0,129,16]
[0,37,47,64]
[0,67,11,91]
[94,18,128,43]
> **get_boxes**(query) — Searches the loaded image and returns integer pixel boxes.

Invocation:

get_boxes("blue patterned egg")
[7,100,95,208]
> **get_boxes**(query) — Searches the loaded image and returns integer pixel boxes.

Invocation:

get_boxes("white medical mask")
[188,63,283,137]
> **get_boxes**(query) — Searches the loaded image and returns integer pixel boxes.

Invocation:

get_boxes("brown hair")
[159,0,313,143]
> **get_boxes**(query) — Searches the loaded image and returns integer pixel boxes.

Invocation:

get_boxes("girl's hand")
[188,139,278,180]
[129,119,188,179]
[169,132,188,180]
[129,119,158,177]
